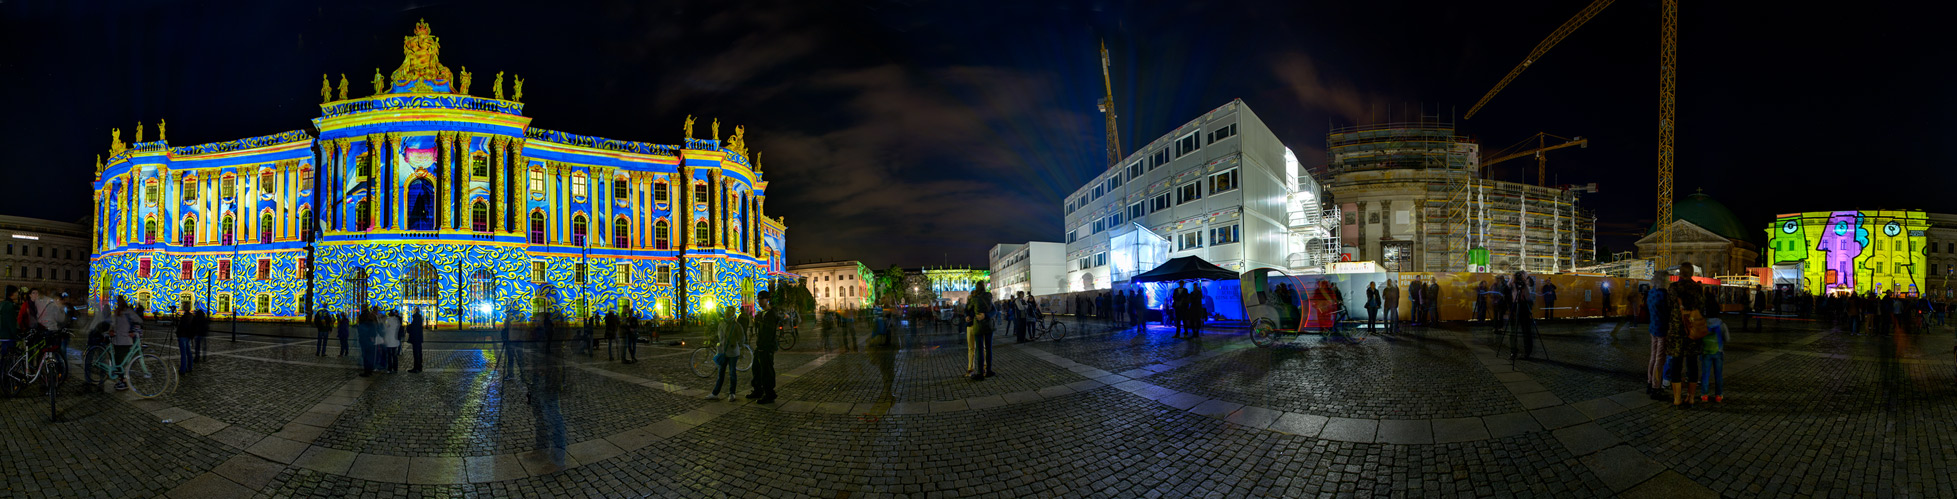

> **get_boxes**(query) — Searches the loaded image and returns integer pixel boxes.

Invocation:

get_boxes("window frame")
[1175,131,1201,158]
[256,257,271,280]
[1208,168,1239,195]
[1210,224,1241,246]
[571,171,588,199]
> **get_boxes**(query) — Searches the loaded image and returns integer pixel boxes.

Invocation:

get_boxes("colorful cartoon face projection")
[1765,210,1926,295]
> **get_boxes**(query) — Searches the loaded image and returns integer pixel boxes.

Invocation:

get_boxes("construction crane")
[1461,0,1678,268]
[1098,39,1122,168]
[1480,133,1588,186]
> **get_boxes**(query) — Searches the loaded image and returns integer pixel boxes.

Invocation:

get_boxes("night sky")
[5,1,1954,269]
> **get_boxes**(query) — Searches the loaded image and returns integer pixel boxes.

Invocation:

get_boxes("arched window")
[472,201,489,232]
[403,260,437,302]
[299,207,313,241]
[355,198,372,231]
[180,215,196,247]
[573,215,588,246]
[259,212,274,244]
[654,220,670,250]
[613,217,630,248]
[529,211,546,244]
[222,215,236,245]
[695,221,709,246]
[407,179,435,231]
[143,217,156,244]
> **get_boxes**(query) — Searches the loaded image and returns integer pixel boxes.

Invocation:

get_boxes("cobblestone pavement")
[6,316,1957,497]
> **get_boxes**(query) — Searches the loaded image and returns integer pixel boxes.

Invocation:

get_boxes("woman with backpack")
[1665,263,1717,408]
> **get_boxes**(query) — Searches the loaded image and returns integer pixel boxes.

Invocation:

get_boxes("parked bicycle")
[1026,316,1069,341]
[690,339,754,378]
[3,328,71,421]
[82,332,175,399]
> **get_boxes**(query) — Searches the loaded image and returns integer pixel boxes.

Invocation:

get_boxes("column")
[508,139,525,234]
[437,132,450,231]
[490,137,503,233]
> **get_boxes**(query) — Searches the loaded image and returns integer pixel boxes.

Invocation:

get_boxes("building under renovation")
[1324,121,1596,273]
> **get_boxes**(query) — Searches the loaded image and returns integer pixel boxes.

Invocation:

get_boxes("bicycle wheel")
[778,329,798,351]
[127,353,175,399]
[1049,321,1068,341]
[83,346,109,390]
[3,356,24,398]
[1251,318,1277,347]
[690,348,715,378]
[737,345,754,372]
[43,351,66,419]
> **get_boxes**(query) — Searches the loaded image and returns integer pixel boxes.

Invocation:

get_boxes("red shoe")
[1700,395,1708,402]
[1715,396,1724,403]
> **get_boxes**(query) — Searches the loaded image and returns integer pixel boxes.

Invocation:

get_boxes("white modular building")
[988,241,1066,298]
[1060,99,1336,295]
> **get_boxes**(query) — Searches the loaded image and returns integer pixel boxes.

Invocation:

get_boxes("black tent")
[1130,256,1237,283]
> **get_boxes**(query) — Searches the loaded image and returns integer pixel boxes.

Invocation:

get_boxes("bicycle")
[1025,316,1068,341]
[690,340,754,378]
[4,328,70,421]
[82,333,176,399]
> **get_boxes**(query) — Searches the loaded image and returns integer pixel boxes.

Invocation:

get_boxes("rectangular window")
[1107,175,1122,191]
[1179,231,1203,250]
[1177,182,1204,205]
[1106,213,1122,228]
[1067,228,1079,243]
[217,294,232,315]
[1095,252,1107,267]
[180,260,194,281]
[572,173,588,198]
[1151,149,1170,169]
[1176,132,1201,158]
[616,262,632,285]
[355,153,372,180]
[220,175,236,199]
[1128,202,1144,220]
[1209,168,1239,194]
[700,261,716,282]
[576,263,587,285]
[1092,185,1103,200]
[1093,219,1106,233]
[532,260,547,283]
[1210,224,1241,246]
[1897,263,1906,274]
[256,293,271,315]
[472,154,490,178]
[1128,161,1144,179]
[1079,257,1092,270]
[529,169,546,193]
[1153,193,1171,212]
[138,257,152,278]
[657,265,671,285]
[654,180,669,204]
[218,259,231,281]
[1207,122,1238,144]
[257,258,271,280]
[1876,240,1884,250]
[183,177,197,202]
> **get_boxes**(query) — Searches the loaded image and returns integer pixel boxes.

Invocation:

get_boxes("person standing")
[1510,271,1536,360]
[1493,277,1511,332]
[385,310,404,373]
[313,308,331,356]
[965,283,993,380]
[407,308,425,373]
[1012,291,1033,343]
[1665,262,1714,407]
[1700,316,1728,403]
[1426,279,1442,325]
[1364,282,1381,332]
[1474,280,1489,323]
[621,309,640,364]
[1645,272,1671,400]
[357,307,376,377]
[1602,282,1614,318]
[176,301,196,375]
[192,305,209,363]
[603,311,619,360]
[1408,276,1425,326]
[1541,280,1559,320]
[1382,280,1401,333]
[335,312,350,357]
[109,297,138,391]
[0,286,15,369]
[1169,284,1187,338]
[748,291,781,403]
[706,306,743,401]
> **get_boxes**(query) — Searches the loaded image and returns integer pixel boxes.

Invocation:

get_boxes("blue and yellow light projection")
[1764,210,1925,295]
[90,20,790,324]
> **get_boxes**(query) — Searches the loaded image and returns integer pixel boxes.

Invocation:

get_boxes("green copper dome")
[1650,191,1750,241]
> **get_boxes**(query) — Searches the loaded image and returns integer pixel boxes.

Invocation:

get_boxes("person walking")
[1665,262,1714,408]
[966,283,993,380]
[621,310,640,364]
[1541,280,1559,320]
[313,308,331,356]
[1363,282,1381,332]
[407,308,425,373]
[748,291,781,403]
[706,306,743,401]
[1645,272,1670,400]
[335,312,350,357]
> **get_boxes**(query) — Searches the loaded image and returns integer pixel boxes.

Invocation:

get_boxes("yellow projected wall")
[1764,210,1926,295]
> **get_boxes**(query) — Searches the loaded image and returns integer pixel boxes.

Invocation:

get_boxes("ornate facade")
[90,21,789,324]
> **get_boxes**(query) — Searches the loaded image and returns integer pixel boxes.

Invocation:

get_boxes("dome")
[1649,191,1750,241]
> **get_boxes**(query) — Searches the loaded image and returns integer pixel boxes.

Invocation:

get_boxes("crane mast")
[1099,40,1122,168]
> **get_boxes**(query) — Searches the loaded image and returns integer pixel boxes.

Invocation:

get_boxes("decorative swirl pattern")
[320,95,524,118]
[526,128,679,156]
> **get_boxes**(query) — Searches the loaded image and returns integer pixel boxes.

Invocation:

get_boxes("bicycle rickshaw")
[1242,267,1360,347]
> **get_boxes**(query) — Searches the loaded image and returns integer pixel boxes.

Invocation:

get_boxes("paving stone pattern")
[1147,334,1524,419]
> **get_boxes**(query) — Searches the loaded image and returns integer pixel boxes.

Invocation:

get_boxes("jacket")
[407,313,425,344]
[0,300,16,341]
[336,314,350,339]
[755,306,780,353]
[1364,288,1380,309]
[967,290,994,333]
[384,315,402,348]
[1382,285,1400,310]
[717,317,745,358]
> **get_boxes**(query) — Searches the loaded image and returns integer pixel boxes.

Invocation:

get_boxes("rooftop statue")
[390,19,454,93]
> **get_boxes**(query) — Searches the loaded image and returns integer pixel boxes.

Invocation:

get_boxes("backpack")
[1683,307,1710,340]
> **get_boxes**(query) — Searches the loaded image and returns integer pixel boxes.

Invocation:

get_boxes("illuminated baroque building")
[89,21,788,324]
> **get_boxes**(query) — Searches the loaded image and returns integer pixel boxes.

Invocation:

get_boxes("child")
[1702,317,1728,403]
